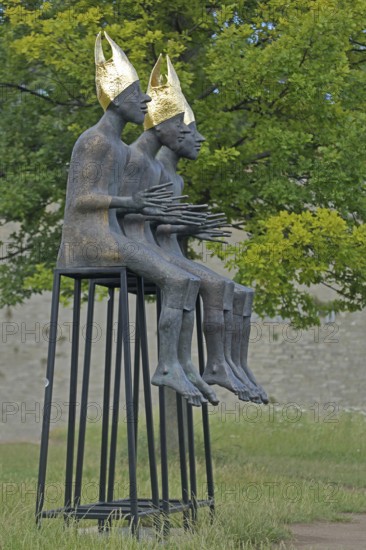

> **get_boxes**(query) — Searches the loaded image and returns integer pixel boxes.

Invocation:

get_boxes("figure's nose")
[196,131,205,143]
[142,93,151,104]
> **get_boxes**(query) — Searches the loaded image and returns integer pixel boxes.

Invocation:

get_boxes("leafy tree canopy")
[0,0,365,326]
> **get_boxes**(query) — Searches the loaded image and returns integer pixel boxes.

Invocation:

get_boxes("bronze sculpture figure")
[156,85,268,404]
[57,32,206,406]
[57,32,266,405]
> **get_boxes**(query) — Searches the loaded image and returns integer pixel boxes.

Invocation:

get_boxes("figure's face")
[111,81,151,124]
[154,113,191,153]
[178,121,205,160]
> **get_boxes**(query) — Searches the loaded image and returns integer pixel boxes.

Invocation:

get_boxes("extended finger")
[154,194,174,200]
[204,221,231,228]
[171,195,189,201]
[145,201,166,211]
[185,204,209,210]
[209,228,232,235]
[207,231,231,238]
[184,211,208,218]
[203,218,227,226]
[146,193,174,201]
[181,220,201,226]
[207,238,228,244]
[149,182,174,191]
[182,216,207,224]
[144,201,168,209]
[146,196,172,205]
[181,215,208,222]
[164,204,191,211]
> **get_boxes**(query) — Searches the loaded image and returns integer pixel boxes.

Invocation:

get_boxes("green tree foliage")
[0,0,365,325]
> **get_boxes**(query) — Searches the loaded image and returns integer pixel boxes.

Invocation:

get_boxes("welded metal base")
[36,267,214,537]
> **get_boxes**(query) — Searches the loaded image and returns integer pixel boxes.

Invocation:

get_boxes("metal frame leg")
[156,289,170,537]
[98,287,115,530]
[74,280,96,507]
[133,299,140,451]
[36,271,61,523]
[176,394,190,530]
[137,278,160,515]
[196,297,215,521]
[64,279,82,514]
[107,282,123,505]
[186,402,197,525]
[120,269,139,535]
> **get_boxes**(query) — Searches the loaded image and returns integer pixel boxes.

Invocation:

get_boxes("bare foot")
[151,361,206,407]
[202,360,251,401]
[183,360,219,406]
[241,363,269,404]
[226,357,261,403]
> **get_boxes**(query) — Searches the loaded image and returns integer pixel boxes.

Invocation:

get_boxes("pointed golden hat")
[164,57,196,125]
[183,97,196,125]
[95,31,139,111]
[144,54,187,130]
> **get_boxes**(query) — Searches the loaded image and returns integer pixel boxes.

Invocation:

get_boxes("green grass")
[1,408,366,549]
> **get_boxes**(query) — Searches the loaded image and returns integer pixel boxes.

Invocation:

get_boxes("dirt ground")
[276,513,366,549]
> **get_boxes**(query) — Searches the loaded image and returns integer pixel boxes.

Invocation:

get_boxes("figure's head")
[177,121,205,160]
[95,31,150,123]
[153,113,191,153]
[108,81,151,125]
[144,54,205,158]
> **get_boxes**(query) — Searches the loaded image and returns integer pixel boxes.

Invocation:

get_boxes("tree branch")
[230,121,258,148]
[319,280,365,302]
[0,245,32,261]
[349,38,366,48]
[246,150,271,163]
[197,84,218,100]
[0,82,92,107]
[223,98,257,112]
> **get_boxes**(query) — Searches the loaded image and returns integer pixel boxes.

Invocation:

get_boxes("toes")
[193,396,201,407]
[238,391,250,402]
[209,392,219,406]
[185,393,194,405]
[249,390,261,402]
[251,395,262,404]
[187,392,201,407]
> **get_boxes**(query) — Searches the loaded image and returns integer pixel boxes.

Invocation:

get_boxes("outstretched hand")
[201,212,229,229]
[133,183,174,213]
[195,228,232,244]
[161,208,208,226]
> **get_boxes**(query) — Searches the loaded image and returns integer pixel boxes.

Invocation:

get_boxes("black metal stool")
[36,267,214,537]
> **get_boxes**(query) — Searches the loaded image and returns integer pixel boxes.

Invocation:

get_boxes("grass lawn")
[1,406,366,549]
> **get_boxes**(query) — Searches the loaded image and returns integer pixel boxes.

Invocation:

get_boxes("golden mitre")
[164,58,196,125]
[183,97,196,125]
[95,31,139,111]
[144,54,187,130]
